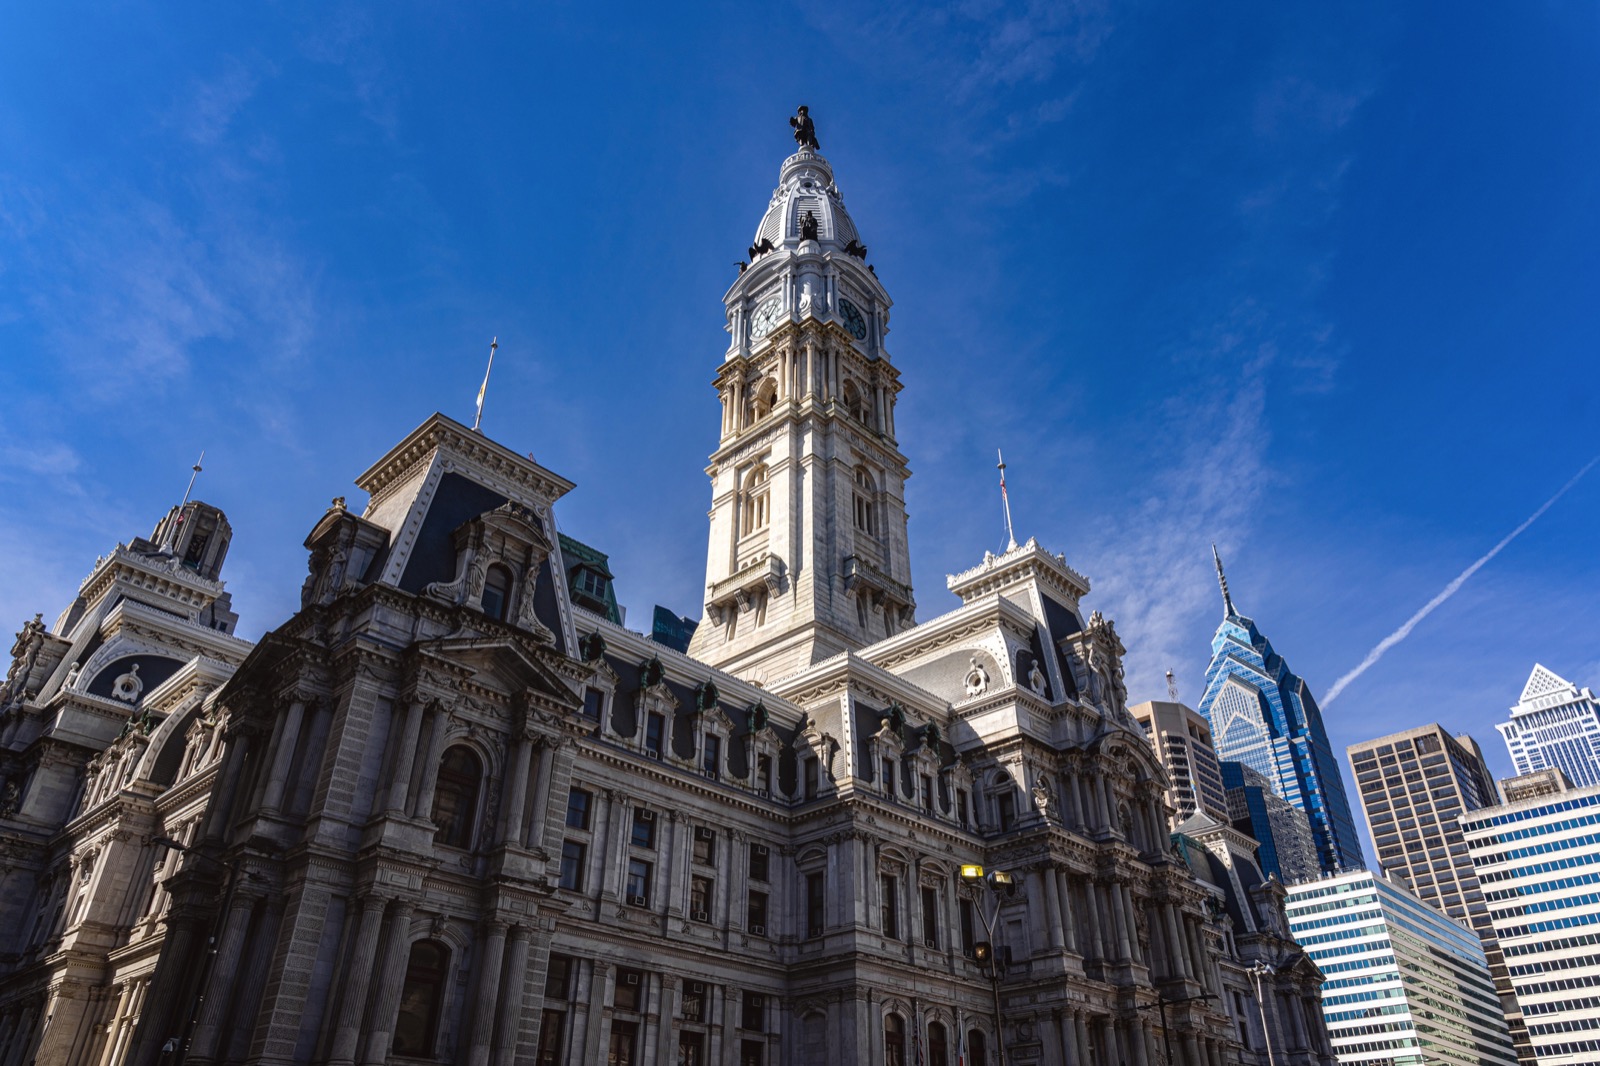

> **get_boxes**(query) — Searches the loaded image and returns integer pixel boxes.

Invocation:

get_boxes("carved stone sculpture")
[964,656,990,697]
[111,663,143,704]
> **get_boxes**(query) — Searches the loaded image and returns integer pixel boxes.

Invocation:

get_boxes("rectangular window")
[545,953,572,999]
[559,840,585,891]
[609,1020,638,1066]
[748,843,770,882]
[682,981,709,1022]
[882,756,897,797]
[921,775,934,810]
[757,754,773,793]
[997,790,1016,831]
[693,826,717,865]
[881,874,900,939]
[959,898,976,955]
[747,890,769,934]
[921,885,939,947]
[804,757,819,800]
[807,872,826,938]
[583,686,605,720]
[537,1009,566,1066]
[957,789,970,828]
[631,807,656,849]
[626,859,652,903]
[690,876,714,920]
[740,1040,765,1066]
[678,1032,705,1066]
[565,787,592,830]
[614,968,644,1011]
[741,991,766,1032]
[645,713,665,758]
[703,734,722,778]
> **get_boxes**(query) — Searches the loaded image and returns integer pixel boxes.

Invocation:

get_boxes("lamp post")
[960,865,1014,1066]
[1136,992,1218,1066]
[1248,963,1278,1066]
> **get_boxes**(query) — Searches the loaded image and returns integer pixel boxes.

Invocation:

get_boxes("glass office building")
[1286,869,1518,1066]
[1462,773,1600,1065]
[1198,550,1364,873]
[1222,760,1320,883]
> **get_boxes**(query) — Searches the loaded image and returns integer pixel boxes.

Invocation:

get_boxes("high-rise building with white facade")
[1497,665,1600,789]
[1461,771,1600,1066]
[1285,869,1518,1066]
[1347,725,1530,1061]
[1131,700,1230,827]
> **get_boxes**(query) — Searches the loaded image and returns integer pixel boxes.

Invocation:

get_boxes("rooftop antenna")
[997,449,1017,551]
[180,451,205,506]
[472,337,498,432]
[1212,543,1236,618]
[1166,670,1180,702]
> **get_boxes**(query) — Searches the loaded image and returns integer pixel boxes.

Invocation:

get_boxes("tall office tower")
[1497,665,1600,788]
[1348,725,1532,1064]
[1197,550,1364,873]
[1285,869,1519,1066]
[1221,761,1320,883]
[1130,700,1230,827]
[1462,773,1600,1066]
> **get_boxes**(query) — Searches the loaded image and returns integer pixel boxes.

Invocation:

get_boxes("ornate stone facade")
[0,117,1334,1066]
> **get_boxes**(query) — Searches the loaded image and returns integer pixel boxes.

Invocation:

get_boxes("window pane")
[566,788,592,829]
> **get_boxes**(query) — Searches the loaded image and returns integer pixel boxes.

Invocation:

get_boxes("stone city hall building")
[0,114,1333,1066]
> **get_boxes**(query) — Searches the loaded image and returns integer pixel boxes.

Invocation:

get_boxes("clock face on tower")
[838,298,867,340]
[750,297,784,341]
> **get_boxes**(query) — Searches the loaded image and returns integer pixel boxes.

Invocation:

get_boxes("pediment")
[1520,663,1575,704]
[426,636,580,710]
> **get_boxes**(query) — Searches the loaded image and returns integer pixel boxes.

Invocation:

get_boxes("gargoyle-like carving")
[843,239,868,259]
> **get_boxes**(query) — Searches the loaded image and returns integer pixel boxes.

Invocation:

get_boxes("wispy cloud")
[1323,454,1600,706]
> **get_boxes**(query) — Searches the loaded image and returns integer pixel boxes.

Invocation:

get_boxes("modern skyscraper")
[1197,549,1364,874]
[1461,772,1600,1066]
[1497,665,1600,789]
[1130,700,1230,827]
[1221,761,1321,884]
[1348,725,1531,1064]
[1285,869,1519,1066]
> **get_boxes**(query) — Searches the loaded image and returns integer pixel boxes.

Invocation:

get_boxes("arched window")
[842,379,873,427]
[967,1029,988,1066]
[431,746,483,849]
[853,466,876,536]
[929,1022,950,1066]
[884,1014,906,1066]
[741,464,770,536]
[749,378,777,423]
[393,939,450,1056]
[482,564,513,622]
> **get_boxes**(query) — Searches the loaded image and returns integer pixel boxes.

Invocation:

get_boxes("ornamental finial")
[790,106,819,151]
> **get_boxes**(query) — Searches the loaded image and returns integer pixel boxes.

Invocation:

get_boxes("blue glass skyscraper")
[1197,548,1365,873]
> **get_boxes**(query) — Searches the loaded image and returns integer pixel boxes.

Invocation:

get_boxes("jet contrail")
[1323,454,1600,707]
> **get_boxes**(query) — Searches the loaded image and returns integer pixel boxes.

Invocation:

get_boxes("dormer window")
[482,564,513,621]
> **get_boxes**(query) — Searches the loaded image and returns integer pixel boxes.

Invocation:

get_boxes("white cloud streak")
[1323,453,1600,706]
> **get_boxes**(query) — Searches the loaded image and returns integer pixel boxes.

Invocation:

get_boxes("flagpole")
[473,337,498,432]
[998,449,1017,550]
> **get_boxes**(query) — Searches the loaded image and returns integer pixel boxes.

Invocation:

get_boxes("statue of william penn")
[790,106,819,151]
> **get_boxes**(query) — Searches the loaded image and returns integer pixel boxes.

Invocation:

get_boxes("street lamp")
[960,865,1014,1066]
[1248,963,1278,1066]
[1136,992,1218,1066]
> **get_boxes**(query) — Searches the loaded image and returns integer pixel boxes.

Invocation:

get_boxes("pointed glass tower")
[1197,548,1365,874]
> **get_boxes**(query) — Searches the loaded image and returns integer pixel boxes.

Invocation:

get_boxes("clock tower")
[687,111,914,682]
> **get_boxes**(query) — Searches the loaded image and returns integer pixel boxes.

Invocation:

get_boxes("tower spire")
[1212,544,1236,618]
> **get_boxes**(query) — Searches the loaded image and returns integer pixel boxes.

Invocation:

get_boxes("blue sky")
[2,2,1596,802]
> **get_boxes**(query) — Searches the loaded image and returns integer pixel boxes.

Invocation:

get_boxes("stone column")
[656,975,680,1062]
[1120,886,1143,965]
[467,921,509,1066]
[1040,867,1064,951]
[1054,870,1079,954]
[500,734,532,845]
[491,925,531,1066]
[1080,881,1103,961]
[328,895,388,1065]
[186,894,256,1062]
[1073,1011,1091,1066]
[198,730,253,842]
[385,700,425,815]
[358,899,416,1065]
[248,712,288,812]
[1130,1021,1151,1066]
[260,698,307,812]
[222,893,287,1062]
[1107,882,1131,961]
[526,740,556,848]
[410,706,450,819]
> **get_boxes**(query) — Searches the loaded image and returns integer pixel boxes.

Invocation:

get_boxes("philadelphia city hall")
[0,111,1333,1066]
